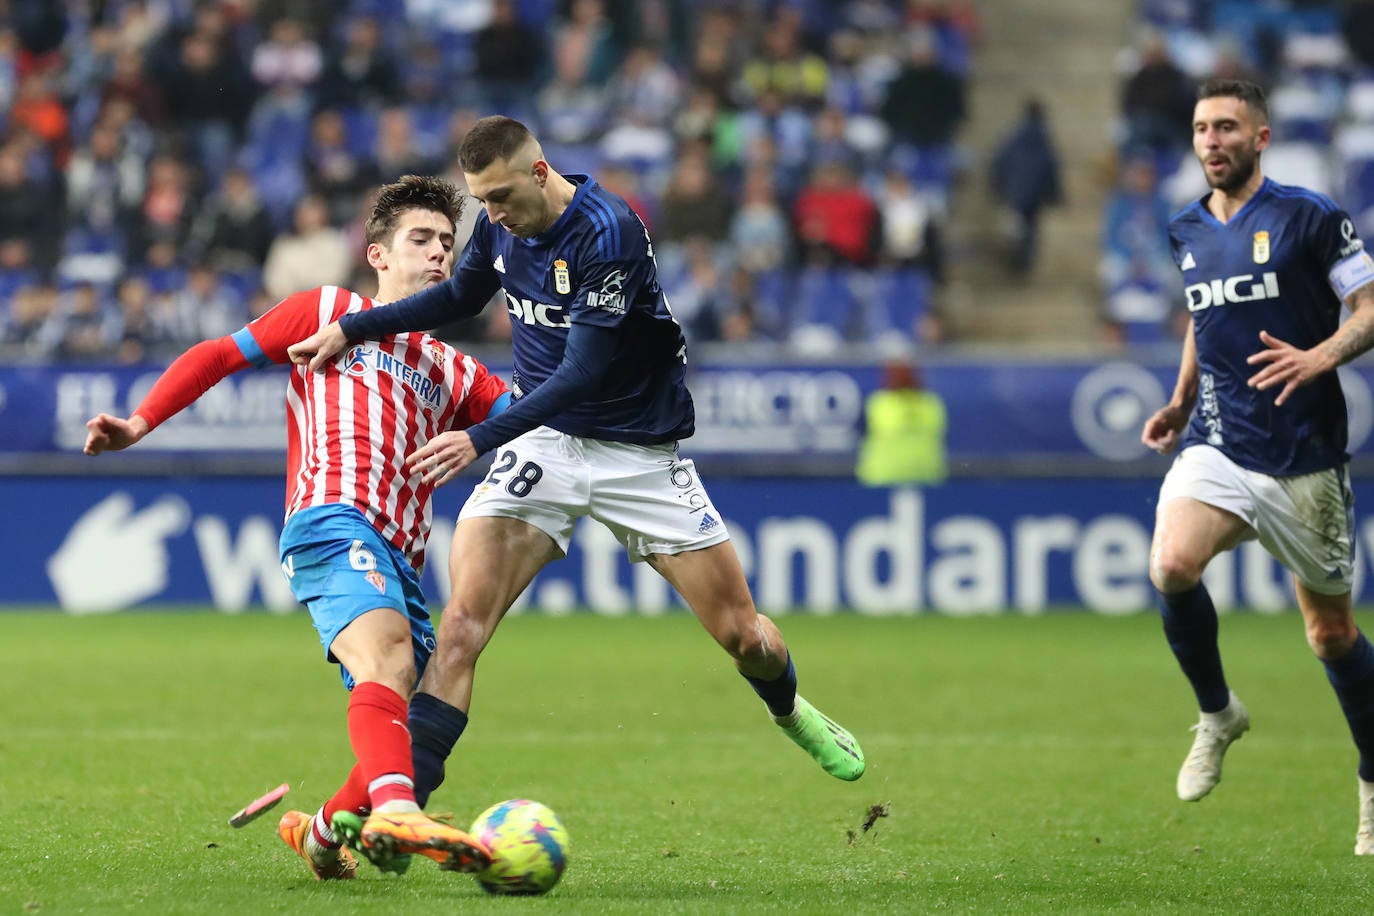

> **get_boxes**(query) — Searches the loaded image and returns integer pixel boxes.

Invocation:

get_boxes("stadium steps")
[944,0,1134,347]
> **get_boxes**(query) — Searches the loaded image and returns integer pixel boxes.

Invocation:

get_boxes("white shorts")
[1158,444,1355,595]
[458,427,732,561]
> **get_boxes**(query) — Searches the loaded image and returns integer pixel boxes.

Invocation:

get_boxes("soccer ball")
[469,799,570,895]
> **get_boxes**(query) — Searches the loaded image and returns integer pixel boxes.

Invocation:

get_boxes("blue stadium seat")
[337,107,380,158]
[791,265,858,342]
[864,267,930,343]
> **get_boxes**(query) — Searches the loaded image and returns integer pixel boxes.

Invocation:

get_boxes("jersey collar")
[518,174,597,247]
[1196,176,1272,228]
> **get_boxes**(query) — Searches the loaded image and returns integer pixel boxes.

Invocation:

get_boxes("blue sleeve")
[466,321,618,454]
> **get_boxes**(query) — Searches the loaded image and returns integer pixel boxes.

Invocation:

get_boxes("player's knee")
[435,604,490,664]
[1150,549,1203,593]
[1305,617,1358,660]
[718,614,771,664]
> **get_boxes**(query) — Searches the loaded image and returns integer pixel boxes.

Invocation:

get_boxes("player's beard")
[1204,145,1259,193]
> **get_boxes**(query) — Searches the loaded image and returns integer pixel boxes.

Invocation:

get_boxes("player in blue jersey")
[288,116,865,803]
[1140,79,1374,853]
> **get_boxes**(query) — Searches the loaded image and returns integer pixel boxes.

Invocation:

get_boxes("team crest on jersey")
[553,258,572,295]
[429,340,447,369]
[365,570,386,594]
[1253,231,1270,264]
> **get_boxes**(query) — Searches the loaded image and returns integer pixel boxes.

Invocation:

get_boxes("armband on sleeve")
[1330,251,1374,300]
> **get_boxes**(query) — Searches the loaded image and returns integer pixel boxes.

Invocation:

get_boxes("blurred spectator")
[674,82,743,168]
[304,109,380,225]
[740,12,829,112]
[904,0,983,50]
[134,153,195,261]
[112,275,160,363]
[166,263,245,343]
[0,238,38,302]
[1120,29,1194,153]
[66,122,143,238]
[877,169,944,281]
[551,0,621,89]
[1099,154,1174,291]
[0,143,58,267]
[736,87,812,184]
[189,166,276,274]
[602,44,682,164]
[159,28,255,177]
[262,193,351,301]
[1344,0,1374,71]
[856,358,947,487]
[252,18,323,104]
[472,0,545,111]
[879,28,965,150]
[55,282,117,361]
[687,7,746,104]
[101,47,166,127]
[373,109,440,181]
[657,153,731,247]
[315,16,400,111]
[793,159,880,267]
[136,239,186,297]
[990,98,1063,276]
[2,283,62,360]
[10,71,70,166]
[729,168,791,273]
[808,107,863,174]
[537,5,614,145]
[0,28,17,116]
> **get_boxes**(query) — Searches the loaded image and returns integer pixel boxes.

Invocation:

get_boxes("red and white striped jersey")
[233,285,507,569]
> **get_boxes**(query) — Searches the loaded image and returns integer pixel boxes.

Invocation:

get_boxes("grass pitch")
[3,610,1374,914]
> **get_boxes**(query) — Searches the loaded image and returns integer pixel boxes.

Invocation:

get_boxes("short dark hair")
[1197,78,1269,122]
[457,115,535,173]
[364,174,464,246]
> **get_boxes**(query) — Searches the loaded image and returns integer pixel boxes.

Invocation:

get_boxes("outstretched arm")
[85,336,250,454]
[1246,281,1374,406]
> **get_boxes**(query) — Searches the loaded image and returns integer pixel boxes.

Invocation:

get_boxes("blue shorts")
[279,504,435,690]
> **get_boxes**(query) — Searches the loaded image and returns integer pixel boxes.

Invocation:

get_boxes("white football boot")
[1356,779,1374,855]
[1176,691,1250,802]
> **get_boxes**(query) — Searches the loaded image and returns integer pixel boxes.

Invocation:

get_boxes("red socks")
[346,681,417,809]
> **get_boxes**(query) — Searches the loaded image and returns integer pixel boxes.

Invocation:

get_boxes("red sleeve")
[132,336,252,431]
[448,353,510,431]
[239,288,338,364]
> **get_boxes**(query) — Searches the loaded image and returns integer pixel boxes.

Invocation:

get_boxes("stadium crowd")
[0,0,979,364]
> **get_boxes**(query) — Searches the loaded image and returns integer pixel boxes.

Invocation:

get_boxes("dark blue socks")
[1323,631,1374,783]
[744,656,797,718]
[1158,583,1230,713]
[408,692,468,808]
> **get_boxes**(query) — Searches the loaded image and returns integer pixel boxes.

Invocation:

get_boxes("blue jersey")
[342,175,693,454]
[1171,178,1372,476]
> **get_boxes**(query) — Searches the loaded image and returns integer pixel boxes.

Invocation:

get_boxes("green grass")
[3,610,1374,914]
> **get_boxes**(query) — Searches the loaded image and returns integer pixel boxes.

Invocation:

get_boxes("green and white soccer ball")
[469,799,570,895]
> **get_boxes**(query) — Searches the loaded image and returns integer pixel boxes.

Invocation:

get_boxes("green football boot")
[330,810,411,875]
[774,695,865,781]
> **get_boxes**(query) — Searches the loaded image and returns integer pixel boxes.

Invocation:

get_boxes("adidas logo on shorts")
[698,512,720,534]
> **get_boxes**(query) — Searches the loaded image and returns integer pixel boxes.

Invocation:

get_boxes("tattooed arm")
[1245,281,1374,407]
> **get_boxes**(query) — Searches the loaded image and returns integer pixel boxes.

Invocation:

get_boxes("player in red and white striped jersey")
[82,176,507,878]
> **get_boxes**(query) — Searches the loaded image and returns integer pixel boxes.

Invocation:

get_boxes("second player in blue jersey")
[1141,79,1374,854]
